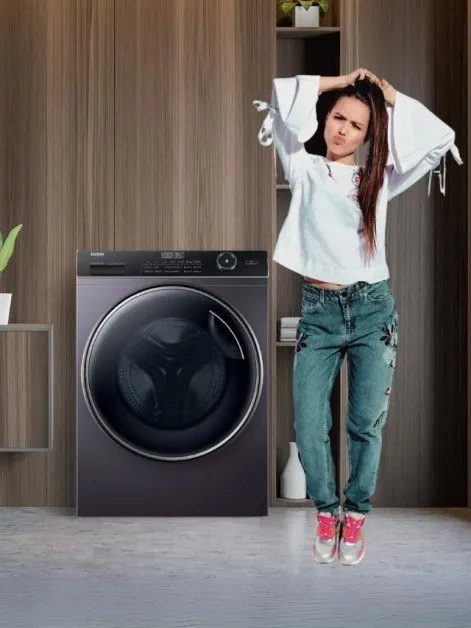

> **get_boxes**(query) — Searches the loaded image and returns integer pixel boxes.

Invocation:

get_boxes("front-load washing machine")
[76,249,269,516]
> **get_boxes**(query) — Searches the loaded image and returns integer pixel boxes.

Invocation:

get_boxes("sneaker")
[313,511,340,563]
[338,511,366,566]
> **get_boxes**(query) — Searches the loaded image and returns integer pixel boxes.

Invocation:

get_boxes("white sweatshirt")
[254,75,463,284]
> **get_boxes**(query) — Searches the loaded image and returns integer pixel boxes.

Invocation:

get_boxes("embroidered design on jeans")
[374,410,388,429]
[374,387,392,429]
[380,319,398,368]
[295,329,308,352]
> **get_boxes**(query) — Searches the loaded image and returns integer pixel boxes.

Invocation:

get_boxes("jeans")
[293,279,399,515]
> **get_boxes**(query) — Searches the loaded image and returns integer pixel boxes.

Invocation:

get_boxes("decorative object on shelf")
[0,224,23,324]
[280,441,307,499]
[278,0,329,28]
[279,316,300,342]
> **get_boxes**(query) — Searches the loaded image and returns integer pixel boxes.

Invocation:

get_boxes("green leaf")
[0,224,22,273]
[317,0,329,13]
[300,1,314,10]
[279,1,296,13]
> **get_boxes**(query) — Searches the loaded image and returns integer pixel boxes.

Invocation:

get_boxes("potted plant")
[278,1,329,28]
[0,224,23,324]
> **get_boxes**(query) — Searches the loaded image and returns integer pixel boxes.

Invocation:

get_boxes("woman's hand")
[379,78,396,106]
[343,68,396,105]
[344,68,382,88]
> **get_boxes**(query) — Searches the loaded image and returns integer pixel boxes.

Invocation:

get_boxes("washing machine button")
[216,251,237,271]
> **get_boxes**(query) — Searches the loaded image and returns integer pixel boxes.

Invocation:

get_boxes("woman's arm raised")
[319,68,384,94]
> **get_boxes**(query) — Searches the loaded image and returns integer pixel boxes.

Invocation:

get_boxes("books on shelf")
[278,316,300,342]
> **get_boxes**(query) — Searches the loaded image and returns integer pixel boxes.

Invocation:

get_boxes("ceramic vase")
[280,441,307,499]
[0,293,11,324]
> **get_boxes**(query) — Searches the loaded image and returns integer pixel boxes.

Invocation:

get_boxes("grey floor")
[0,507,470,628]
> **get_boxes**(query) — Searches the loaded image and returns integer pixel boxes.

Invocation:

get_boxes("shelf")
[276,183,290,190]
[0,324,53,451]
[276,26,341,39]
[274,497,312,507]
[277,340,296,347]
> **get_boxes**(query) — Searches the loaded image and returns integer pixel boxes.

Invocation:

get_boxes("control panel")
[77,250,268,277]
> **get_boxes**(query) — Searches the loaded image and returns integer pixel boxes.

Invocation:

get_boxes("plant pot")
[0,293,12,324]
[294,5,320,27]
[280,441,307,499]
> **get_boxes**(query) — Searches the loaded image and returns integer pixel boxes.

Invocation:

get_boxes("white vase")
[294,5,320,27]
[280,441,307,499]
[0,293,12,324]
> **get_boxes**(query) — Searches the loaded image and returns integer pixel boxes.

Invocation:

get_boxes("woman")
[253,68,462,566]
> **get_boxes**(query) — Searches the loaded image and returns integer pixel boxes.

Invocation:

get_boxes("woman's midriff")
[304,276,348,290]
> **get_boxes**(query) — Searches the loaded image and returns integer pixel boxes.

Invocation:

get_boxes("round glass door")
[82,285,263,460]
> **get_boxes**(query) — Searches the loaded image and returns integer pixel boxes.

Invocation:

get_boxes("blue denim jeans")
[293,279,398,516]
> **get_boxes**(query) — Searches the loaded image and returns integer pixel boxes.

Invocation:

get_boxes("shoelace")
[342,515,365,545]
[317,514,337,541]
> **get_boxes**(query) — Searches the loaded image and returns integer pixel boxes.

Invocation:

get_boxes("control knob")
[216,251,237,271]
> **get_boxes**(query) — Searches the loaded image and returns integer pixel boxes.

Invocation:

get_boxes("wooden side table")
[0,324,53,451]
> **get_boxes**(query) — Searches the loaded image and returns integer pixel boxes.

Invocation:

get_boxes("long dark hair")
[329,79,389,260]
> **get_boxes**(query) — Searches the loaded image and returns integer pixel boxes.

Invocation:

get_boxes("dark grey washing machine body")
[75,250,269,517]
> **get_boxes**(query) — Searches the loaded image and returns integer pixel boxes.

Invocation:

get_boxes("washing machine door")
[82,285,263,460]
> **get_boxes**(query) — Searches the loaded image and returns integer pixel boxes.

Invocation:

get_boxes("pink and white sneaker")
[338,511,366,566]
[313,512,340,564]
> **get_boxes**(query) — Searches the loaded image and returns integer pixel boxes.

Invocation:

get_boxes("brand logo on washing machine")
[90,252,105,256]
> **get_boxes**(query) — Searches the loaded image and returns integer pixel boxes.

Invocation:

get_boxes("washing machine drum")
[117,317,227,429]
[83,286,263,461]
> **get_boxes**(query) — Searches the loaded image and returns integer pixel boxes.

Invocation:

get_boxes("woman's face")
[324,96,370,158]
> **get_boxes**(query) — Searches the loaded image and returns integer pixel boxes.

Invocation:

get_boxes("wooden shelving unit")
[270,2,349,508]
[276,26,341,38]
[0,324,53,451]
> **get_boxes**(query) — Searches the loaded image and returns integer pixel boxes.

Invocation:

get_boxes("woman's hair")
[329,79,389,260]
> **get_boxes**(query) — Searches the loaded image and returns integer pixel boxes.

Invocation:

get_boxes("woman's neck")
[325,151,356,166]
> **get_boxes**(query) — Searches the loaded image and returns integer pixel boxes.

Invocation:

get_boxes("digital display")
[161,252,185,260]
[90,263,125,275]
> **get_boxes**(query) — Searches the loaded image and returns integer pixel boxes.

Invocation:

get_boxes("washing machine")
[76,249,269,517]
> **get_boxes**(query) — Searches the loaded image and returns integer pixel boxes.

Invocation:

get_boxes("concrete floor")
[0,507,470,628]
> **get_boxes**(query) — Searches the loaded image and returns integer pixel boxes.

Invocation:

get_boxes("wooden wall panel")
[114,0,274,252]
[468,0,471,508]
[0,0,115,506]
[432,0,467,507]
[0,0,49,505]
[348,0,467,506]
[0,0,114,506]
[46,0,115,506]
